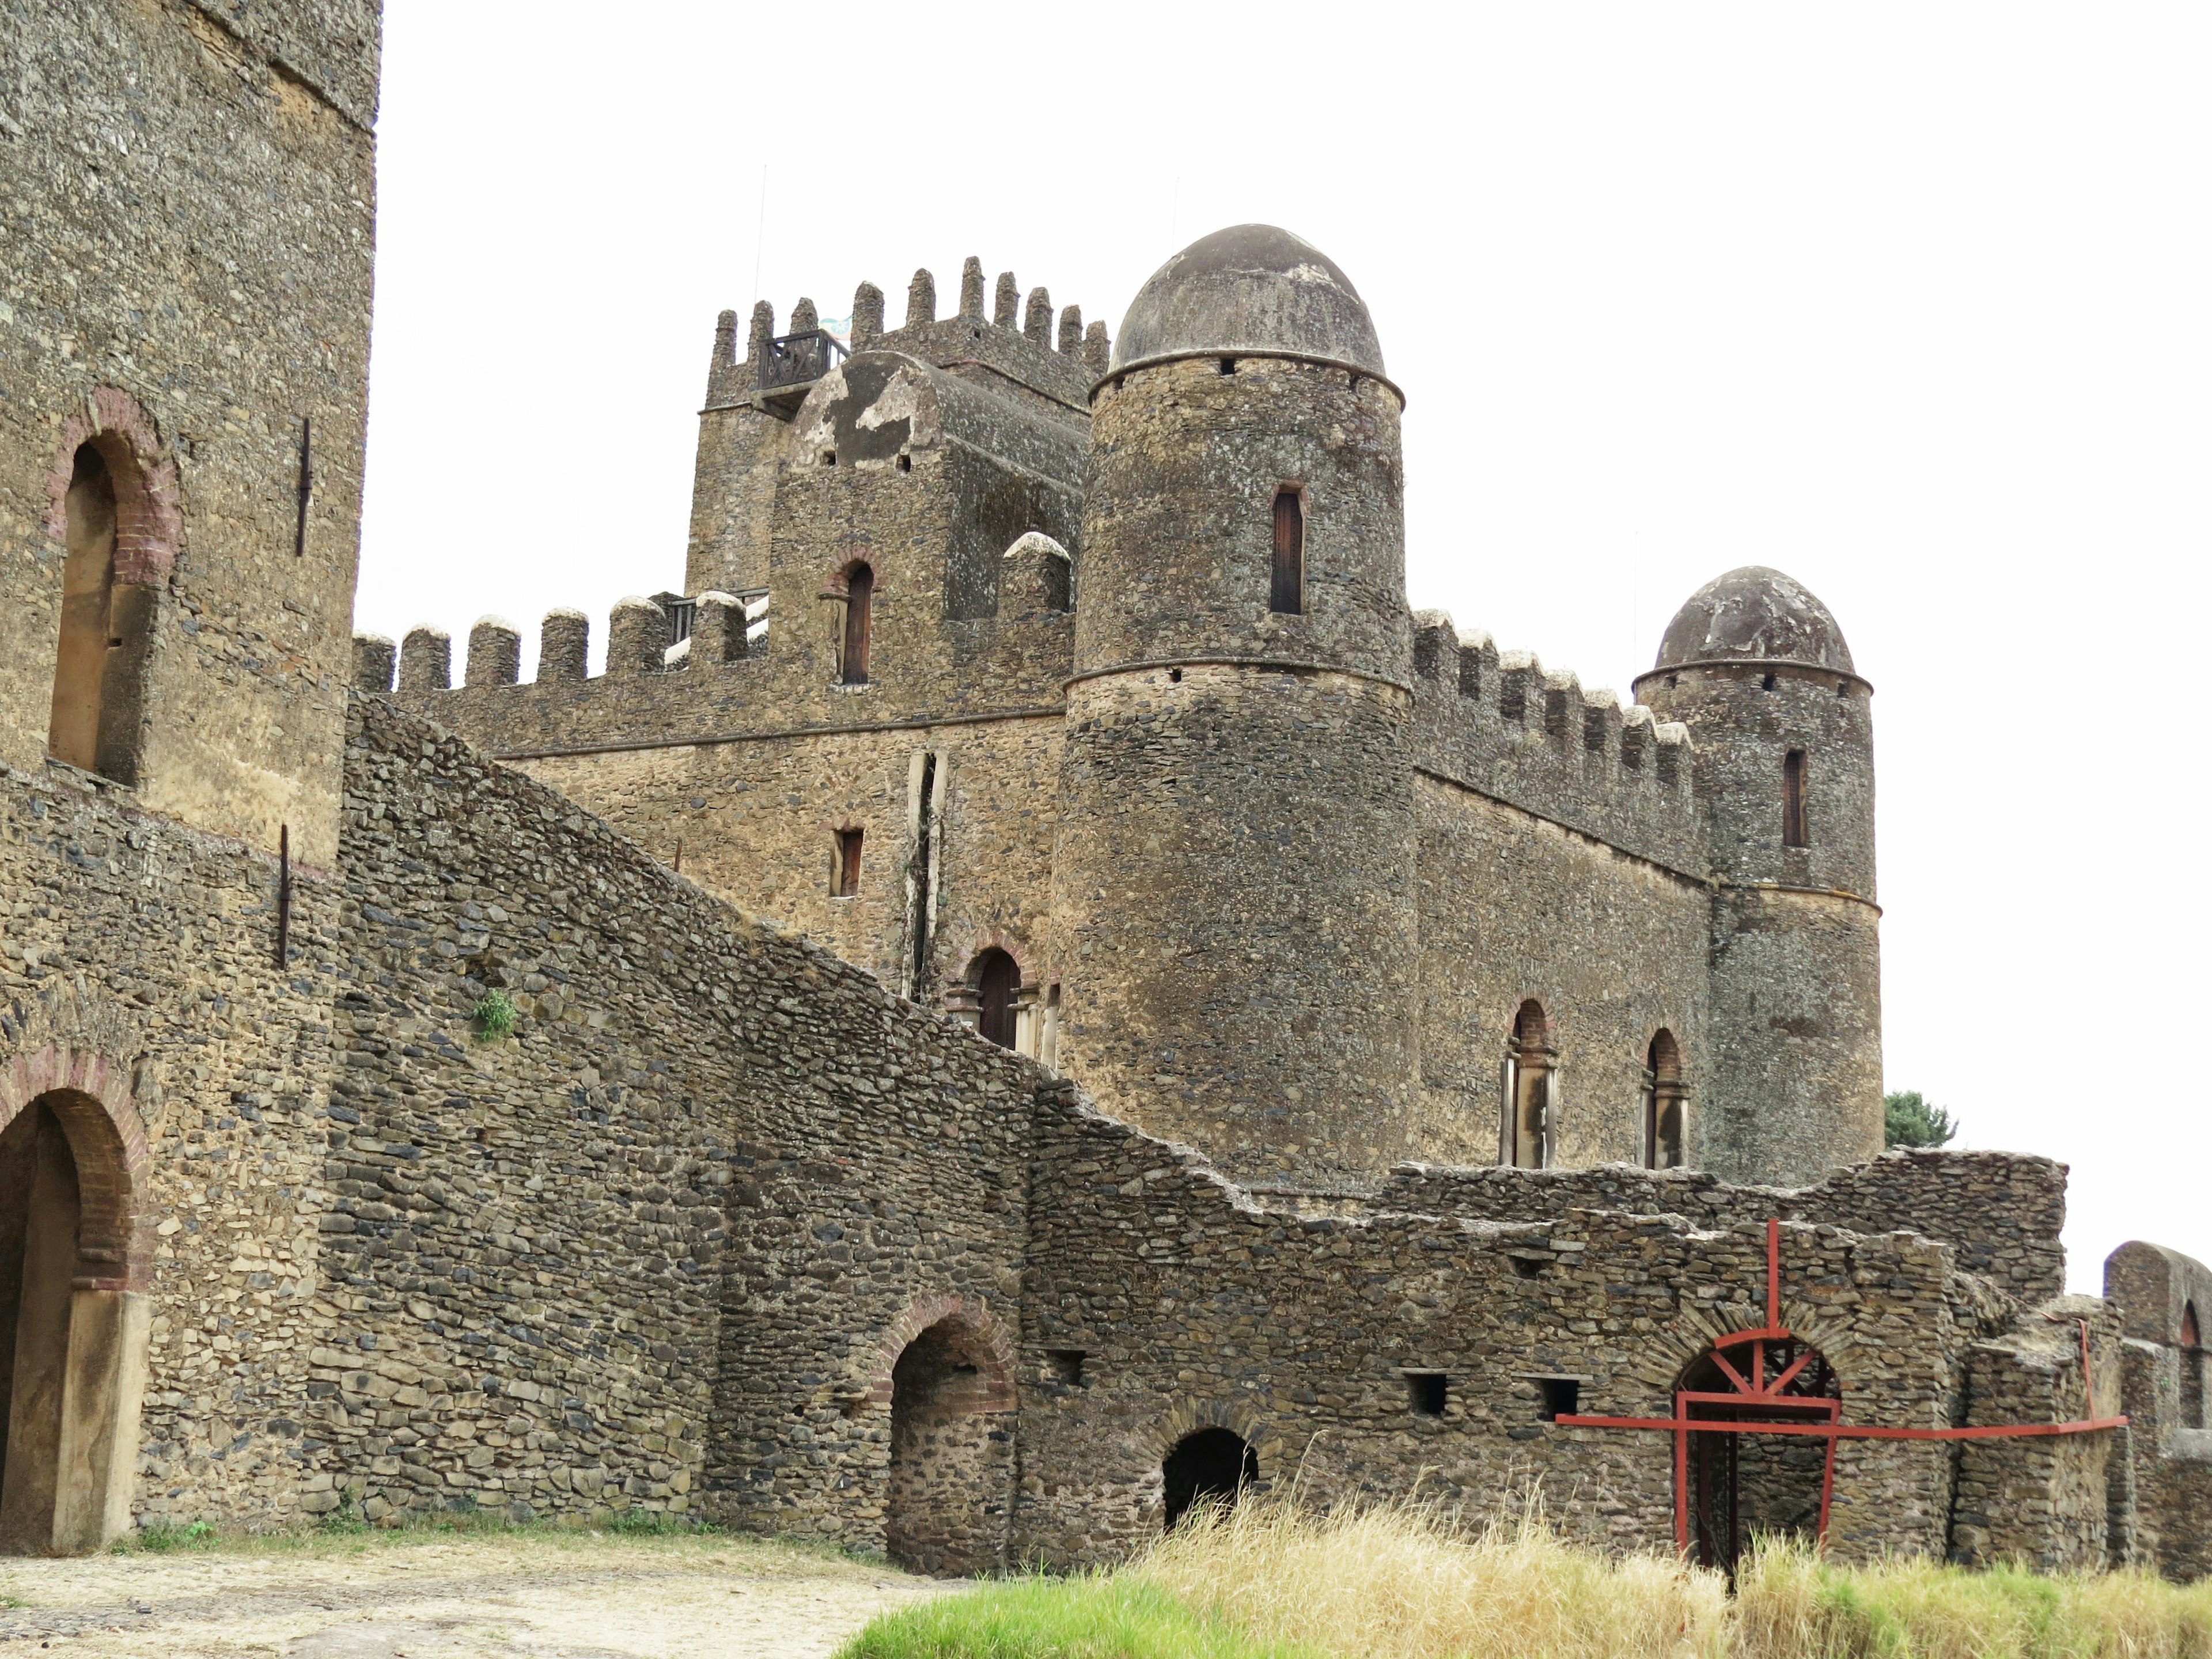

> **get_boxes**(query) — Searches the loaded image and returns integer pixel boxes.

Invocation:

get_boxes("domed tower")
[1049,225,1419,1183]
[1637,567,1883,1186]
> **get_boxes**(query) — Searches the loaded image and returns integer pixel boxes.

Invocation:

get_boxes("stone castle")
[1,0,2203,1581]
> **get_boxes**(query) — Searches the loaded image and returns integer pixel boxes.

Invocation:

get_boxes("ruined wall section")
[1411,774,1711,1168]
[0,0,379,868]
[1950,1297,2127,1571]
[319,697,1041,1542]
[2104,1241,2212,1580]
[0,765,339,1533]
[1016,1087,1980,1569]
[1383,1149,2067,1305]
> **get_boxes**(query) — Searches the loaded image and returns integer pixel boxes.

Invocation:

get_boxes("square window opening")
[1407,1372,1448,1416]
[1046,1350,1088,1387]
[1538,1378,1580,1421]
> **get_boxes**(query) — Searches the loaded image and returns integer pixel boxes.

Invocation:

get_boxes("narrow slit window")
[1782,748,1809,848]
[1270,488,1304,615]
[840,563,874,685]
[832,828,863,897]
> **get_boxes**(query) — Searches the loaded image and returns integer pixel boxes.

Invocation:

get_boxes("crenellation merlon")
[1410,607,1705,872]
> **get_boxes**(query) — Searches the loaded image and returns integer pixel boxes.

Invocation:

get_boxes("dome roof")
[1111,224,1386,376]
[1654,566,1856,676]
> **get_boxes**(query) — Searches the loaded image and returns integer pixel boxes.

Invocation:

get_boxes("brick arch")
[1135,1396,1290,1471]
[1509,997,1555,1056]
[0,1046,153,1293]
[43,387,184,586]
[961,935,1031,987]
[863,1291,1016,1411]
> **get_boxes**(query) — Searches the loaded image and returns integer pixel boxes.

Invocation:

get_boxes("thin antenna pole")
[752,165,768,305]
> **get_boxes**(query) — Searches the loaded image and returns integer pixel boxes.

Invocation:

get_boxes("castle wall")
[1412,774,1712,1168]
[313,697,1041,1543]
[1016,1088,2001,1570]
[0,762,338,1536]
[0,0,379,868]
[517,715,1065,1002]
[1382,1147,2068,1305]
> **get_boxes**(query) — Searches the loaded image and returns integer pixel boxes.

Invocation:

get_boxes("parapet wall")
[1380,1147,2067,1304]
[1410,613,1707,874]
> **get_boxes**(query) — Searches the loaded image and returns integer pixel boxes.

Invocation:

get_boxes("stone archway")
[871,1295,1016,1577]
[0,1010,155,1555]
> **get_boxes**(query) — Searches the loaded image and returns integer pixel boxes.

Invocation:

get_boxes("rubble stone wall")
[1015,1088,1993,1570]
[0,763,336,1533]
[317,695,1042,1544]
[1382,1147,2067,1304]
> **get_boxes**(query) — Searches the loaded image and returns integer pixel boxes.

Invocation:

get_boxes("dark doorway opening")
[1162,1427,1257,1530]
[0,1100,82,1551]
[973,949,1019,1049]
[1680,1338,1839,1580]
[887,1316,1010,1575]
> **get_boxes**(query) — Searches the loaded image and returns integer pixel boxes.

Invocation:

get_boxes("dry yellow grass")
[1136,1498,1730,1659]
[1119,1498,2212,1659]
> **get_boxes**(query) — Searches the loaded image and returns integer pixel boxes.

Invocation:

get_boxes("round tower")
[1636,567,1883,1186]
[1049,225,1420,1184]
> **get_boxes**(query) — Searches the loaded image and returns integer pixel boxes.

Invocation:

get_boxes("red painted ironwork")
[1556,1217,2127,1556]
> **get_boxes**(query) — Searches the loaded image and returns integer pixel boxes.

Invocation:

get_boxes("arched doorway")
[1162,1427,1258,1529]
[886,1316,1013,1575]
[1679,1335,1840,1578]
[0,1088,146,1556]
[971,949,1020,1050]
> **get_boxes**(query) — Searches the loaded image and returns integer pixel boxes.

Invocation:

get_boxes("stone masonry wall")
[1,0,380,868]
[0,762,339,1533]
[1382,1148,2067,1305]
[317,695,1041,1541]
[1412,776,1712,1169]
[1016,1087,2001,1571]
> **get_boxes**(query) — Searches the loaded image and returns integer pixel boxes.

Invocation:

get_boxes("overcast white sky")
[358,3,2211,1290]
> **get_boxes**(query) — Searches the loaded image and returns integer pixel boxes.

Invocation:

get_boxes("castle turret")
[1637,567,1881,1185]
[1050,225,1419,1183]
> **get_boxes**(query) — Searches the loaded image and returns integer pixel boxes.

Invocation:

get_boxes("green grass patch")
[837,1576,1323,1659]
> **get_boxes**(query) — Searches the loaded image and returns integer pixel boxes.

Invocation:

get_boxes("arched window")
[839,562,874,685]
[1502,1000,1556,1169]
[1782,748,1809,848]
[1162,1427,1258,1529]
[971,949,1020,1049]
[1643,1030,1686,1169]
[2183,1301,2205,1431]
[885,1316,1013,1575]
[1270,487,1304,615]
[48,442,150,782]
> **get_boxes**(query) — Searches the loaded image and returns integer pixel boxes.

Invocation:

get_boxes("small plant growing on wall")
[471,990,518,1043]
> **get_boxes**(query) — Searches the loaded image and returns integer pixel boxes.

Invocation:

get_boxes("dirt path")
[0,1532,959,1658]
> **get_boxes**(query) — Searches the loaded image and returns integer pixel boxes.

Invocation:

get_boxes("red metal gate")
[1558,1219,2126,1553]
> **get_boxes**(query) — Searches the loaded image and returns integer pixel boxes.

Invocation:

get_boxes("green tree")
[1884,1090,1957,1149]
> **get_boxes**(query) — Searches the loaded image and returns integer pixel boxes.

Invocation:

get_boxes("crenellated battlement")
[703,254,1109,423]
[1410,608,1706,875]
